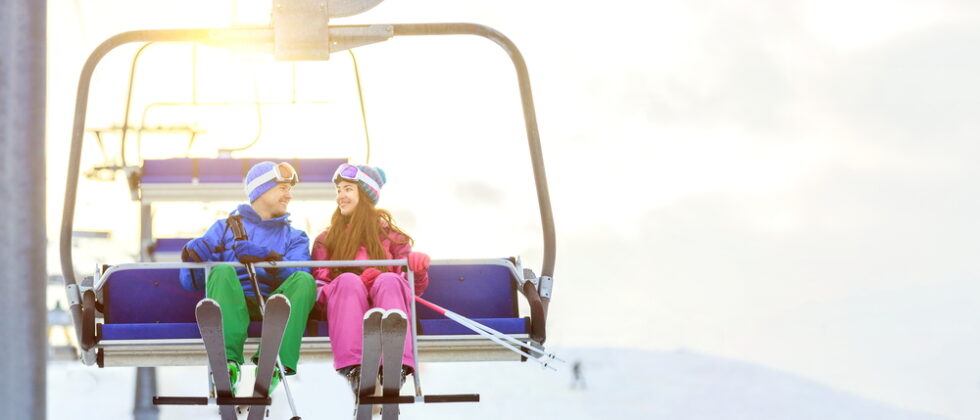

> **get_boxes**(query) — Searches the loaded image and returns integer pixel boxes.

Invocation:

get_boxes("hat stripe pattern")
[245,161,277,203]
[355,165,386,205]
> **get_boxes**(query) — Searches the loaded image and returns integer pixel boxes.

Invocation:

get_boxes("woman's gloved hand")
[408,252,430,273]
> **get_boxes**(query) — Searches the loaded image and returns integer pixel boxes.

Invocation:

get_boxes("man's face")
[255,182,293,218]
[336,180,360,216]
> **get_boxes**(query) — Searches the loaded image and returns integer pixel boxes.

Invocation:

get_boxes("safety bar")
[93,258,525,291]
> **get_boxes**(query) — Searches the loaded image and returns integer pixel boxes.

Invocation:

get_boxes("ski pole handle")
[226,214,266,308]
[228,215,248,241]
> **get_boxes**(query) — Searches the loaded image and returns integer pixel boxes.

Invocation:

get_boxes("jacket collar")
[236,203,291,225]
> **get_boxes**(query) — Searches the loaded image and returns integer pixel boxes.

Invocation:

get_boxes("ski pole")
[415,296,564,363]
[241,262,302,419]
[451,313,565,364]
[228,215,302,420]
[414,296,564,368]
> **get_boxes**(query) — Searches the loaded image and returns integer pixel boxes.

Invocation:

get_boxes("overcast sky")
[47,1,980,418]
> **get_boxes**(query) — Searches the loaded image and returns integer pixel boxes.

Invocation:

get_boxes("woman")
[311,163,430,392]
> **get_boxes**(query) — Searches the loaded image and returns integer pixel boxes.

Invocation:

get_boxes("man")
[179,161,316,395]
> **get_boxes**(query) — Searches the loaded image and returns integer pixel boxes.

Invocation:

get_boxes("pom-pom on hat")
[244,161,298,203]
[333,163,386,205]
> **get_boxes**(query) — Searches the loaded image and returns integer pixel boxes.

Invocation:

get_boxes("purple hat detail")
[333,163,386,205]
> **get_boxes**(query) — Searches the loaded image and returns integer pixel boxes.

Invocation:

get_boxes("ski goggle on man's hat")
[244,161,298,203]
[333,163,386,205]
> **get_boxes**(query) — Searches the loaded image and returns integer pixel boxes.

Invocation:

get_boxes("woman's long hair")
[318,185,412,276]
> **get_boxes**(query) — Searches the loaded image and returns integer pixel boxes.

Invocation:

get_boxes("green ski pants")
[205,264,316,374]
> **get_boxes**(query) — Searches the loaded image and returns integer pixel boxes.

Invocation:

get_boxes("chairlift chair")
[61,0,556,416]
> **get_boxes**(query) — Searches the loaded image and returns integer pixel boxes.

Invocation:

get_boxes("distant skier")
[310,163,431,393]
[570,359,586,390]
[179,161,317,395]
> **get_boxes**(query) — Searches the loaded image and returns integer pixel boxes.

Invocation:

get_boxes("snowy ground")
[48,347,948,420]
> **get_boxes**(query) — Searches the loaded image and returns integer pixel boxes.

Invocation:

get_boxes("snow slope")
[47,347,948,419]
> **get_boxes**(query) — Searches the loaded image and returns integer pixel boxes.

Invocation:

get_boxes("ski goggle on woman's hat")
[244,161,298,202]
[333,163,386,205]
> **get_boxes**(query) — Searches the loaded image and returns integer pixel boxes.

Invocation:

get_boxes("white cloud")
[801,0,950,51]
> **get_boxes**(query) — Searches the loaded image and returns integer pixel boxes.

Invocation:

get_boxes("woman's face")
[336,180,360,216]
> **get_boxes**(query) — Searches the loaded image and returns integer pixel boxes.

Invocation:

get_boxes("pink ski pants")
[318,272,415,371]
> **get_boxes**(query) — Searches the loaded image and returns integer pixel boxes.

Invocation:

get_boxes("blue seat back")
[152,238,191,254]
[197,158,244,182]
[102,263,520,333]
[418,264,518,320]
[141,159,195,183]
[140,158,347,184]
[103,269,203,324]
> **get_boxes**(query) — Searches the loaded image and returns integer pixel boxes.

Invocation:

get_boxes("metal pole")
[133,367,159,420]
[133,199,160,420]
[136,203,159,420]
[0,1,47,419]
[140,203,153,262]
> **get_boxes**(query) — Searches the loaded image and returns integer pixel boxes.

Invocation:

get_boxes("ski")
[246,294,292,420]
[196,299,238,420]
[355,308,386,420]
[380,309,408,420]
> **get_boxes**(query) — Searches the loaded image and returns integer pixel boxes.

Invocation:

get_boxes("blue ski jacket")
[179,204,311,297]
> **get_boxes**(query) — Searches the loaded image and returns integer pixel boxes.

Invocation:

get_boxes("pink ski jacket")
[310,228,429,295]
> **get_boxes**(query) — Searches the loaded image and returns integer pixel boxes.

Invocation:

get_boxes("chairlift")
[61,0,556,417]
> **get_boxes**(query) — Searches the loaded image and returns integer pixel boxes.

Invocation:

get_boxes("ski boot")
[338,365,361,395]
[255,364,283,395]
[227,360,241,395]
[379,365,412,390]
